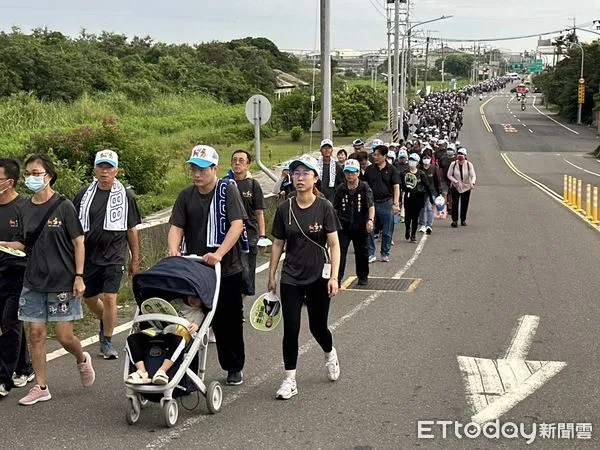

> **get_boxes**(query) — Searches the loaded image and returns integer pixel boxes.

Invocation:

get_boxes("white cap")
[187,145,219,168]
[387,150,396,160]
[397,149,408,158]
[95,149,119,167]
[320,138,333,148]
[343,159,360,173]
[289,154,321,177]
[408,153,420,162]
[457,148,468,156]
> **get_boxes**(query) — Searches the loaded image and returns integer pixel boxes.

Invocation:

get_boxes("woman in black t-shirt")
[9,154,95,405]
[268,154,342,400]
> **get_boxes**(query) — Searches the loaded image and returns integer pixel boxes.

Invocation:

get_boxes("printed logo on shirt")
[308,222,323,233]
[47,217,63,228]
[242,190,253,199]
[9,219,19,228]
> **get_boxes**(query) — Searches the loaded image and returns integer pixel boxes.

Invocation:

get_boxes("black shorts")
[83,263,124,298]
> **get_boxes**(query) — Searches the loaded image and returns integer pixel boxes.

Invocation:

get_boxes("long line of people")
[0,82,482,406]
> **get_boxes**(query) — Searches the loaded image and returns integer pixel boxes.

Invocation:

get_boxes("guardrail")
[563,174,599,224]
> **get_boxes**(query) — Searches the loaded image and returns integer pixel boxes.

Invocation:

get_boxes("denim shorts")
[18,287,83,323]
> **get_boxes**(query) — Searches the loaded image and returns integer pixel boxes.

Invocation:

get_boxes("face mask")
[25,176,48,193]
[422,158,431,165]
[457,155,466,161]
[0,180,10,195]
[408,160,418,168]
[447,151,455,157]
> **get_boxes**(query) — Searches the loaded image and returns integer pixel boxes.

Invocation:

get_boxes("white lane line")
[146,236,429,449]
[46,257,283,362]
[529,129,534,133]
[522,123,526,127]
[532,96,579,135]
[516,118,521,122]
[503,315,540,360]
[563,158,600,177]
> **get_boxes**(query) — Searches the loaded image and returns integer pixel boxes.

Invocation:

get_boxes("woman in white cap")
[268,154,342,400]
[447,147,476,227]
[400,153,434,242]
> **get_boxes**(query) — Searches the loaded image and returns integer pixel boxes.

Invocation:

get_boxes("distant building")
[274,69,310,99]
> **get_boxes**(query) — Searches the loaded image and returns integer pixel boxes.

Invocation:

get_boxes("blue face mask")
[25,176,47,193]
[408,160,418,168]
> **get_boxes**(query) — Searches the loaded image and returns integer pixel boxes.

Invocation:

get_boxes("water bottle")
[393,214,399,224]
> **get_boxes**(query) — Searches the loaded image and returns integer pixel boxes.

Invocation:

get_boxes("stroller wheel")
[206,381,223,414]
[126,397,141,425]
[163,399,179,428]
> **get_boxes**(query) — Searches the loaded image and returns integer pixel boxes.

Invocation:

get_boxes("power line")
[367,0,387,20]
[441,22,595,43]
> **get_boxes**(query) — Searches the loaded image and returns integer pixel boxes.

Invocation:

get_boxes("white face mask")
[422,158,431,165]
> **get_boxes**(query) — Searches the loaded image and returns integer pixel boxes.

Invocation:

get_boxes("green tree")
[441,54,474,78]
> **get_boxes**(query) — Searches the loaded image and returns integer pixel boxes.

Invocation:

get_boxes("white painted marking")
[529,129,533,133]
[46,255,286,363]
[522,123,527,127]
[563,158,600,177]
[503,315,539,359]
[532,96,579,135]
[457,315,567,424]
[501,153,563,202]
[516,118,521,122]
[147,236,429,449]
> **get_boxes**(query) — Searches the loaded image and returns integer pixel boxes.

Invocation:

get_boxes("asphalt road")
[2,89,600,449]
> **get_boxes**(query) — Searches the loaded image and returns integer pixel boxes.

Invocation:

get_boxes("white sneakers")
[276,347,340,399]
[418,225,427,233]
[325,348,340,381]
[276,378,298,400]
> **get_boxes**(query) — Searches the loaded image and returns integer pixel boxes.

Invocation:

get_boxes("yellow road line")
[501,153,600,232]
[340,276,356,290]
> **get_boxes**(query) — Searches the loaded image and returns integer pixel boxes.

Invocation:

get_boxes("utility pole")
[387,5,393,131]
[398,0,410,143]
[423,36,430,95]
[441,38,445,88]
[320,0,332,140]
[392,0,401,143]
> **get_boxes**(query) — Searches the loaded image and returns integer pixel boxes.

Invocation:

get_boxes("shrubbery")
[290,126,303,141]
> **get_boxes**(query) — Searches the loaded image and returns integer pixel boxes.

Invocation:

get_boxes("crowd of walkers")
[0,81,488,406]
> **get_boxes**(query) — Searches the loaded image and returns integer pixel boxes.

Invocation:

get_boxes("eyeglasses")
[292,170,315,179]
[189,165,214,173]
[23,171,46,177]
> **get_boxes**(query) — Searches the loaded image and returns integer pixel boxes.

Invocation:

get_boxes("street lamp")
[569,41,584,125]
[394,14,453,141]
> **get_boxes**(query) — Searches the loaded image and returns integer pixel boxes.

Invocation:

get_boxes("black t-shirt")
[272,196,341,286]
[169,183,247,278]
[73,186,142,266]
[0,195,27,270]
[318,162,343,204]
[364,162,400,201]
[234,178,265,244]
[21,194,84,293]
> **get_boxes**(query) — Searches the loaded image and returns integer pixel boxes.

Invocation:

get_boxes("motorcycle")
[521,101,526,111]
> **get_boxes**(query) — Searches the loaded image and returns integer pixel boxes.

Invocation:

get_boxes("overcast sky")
[1,0,599,53]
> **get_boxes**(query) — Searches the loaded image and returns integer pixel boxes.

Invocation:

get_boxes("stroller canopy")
[133,256,217,311]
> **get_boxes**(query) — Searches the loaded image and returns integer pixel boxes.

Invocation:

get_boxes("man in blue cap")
[168,145,248,386]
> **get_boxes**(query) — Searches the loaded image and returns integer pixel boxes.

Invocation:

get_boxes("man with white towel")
[74,150,142,360]
[316,139,343,204]
[167,145,248,386]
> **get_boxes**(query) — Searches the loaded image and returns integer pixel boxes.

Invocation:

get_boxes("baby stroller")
[124,255,222,427]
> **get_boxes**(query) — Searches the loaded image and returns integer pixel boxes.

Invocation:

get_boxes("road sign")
[578,84,585,104]
[408,113,418,125]
[457,315,566,424]
[579,78,585,85]
[245,94,272,126]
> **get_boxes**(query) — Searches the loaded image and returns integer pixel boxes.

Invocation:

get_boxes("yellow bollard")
[568,176,573,205]
[586,184,592,219]
[563,175,569,203]
[571,177,577,207]
[577,179,583,211]
[594,187,599,224]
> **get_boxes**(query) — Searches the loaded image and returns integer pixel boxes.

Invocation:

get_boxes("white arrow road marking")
[457,315,567,424]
